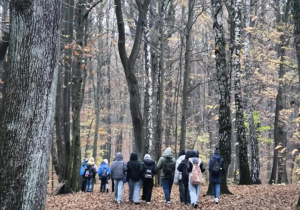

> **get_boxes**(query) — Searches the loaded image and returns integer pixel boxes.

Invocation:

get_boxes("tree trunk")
[211,0,232,194]
[180,0,194,151]
[234,0,251,185]
[114,0,151,159]
[0,0,62,208]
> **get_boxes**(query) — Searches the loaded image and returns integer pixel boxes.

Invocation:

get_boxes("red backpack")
[189,158,202,185]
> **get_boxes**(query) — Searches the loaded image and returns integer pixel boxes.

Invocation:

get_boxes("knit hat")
[88,157,95,164]
[165,147,171,154]
[179,150,185,156]
[144,154,152,160]
[103,159,108,164]
[83,158,87,162]
[214,147,220,154]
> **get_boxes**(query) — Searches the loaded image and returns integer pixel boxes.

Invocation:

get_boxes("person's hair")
[215,145,219,150]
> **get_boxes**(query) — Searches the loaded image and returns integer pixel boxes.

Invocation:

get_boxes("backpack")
[189,158,202,185]
[85,166,93,178]
[100,166,108,178]
[162,157,175,177]
[80,165,86,176]
[211,159,222,176]
[145,168,153,179]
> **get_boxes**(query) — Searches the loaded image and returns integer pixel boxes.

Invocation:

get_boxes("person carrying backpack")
[111,152,127,204]
[188,150,205,208]
[80,158,87,191]
[209,147,225,204]
[85,157,97,192]
[174,150,186,204]
[98,159,111,193]
[156,147,176,206]
[127,152,141,204]
[177,150,193,205]
[140,154,157,204]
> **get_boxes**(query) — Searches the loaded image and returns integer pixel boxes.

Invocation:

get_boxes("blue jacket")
[98,162,111,179]
[209,151,226,184]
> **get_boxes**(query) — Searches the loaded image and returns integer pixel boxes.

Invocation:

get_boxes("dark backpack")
[85,165,93,178]
[145,166,153,179]
[100,166,108,178]
[211,159,222,176]
[162,157,175,176]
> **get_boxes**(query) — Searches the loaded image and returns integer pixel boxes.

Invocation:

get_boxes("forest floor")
[46,183,299,210]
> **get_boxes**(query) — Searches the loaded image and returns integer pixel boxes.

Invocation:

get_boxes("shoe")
[215,198,219,204]
[165,201,171,206]
[134,202,140,205]
[146,202,151,204]
[106,189,109,193]
[141,200,146,203]
[192,203,198,208]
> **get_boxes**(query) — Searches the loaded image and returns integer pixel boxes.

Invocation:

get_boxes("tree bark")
[0,0,62,208]
[211,0,232,194]
[114,0,151,159]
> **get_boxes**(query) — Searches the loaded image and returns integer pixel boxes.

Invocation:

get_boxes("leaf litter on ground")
[46,183,299,210]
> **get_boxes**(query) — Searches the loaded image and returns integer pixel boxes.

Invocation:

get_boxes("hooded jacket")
[178,150,194,182]
[127,152,141,181]
[174,150,186,185]
[209,150,225,184]
[156,148,176,178]
[98,161,111,179]
[140,155,157,179]
[111,153,127,180]
[86,163,96,178]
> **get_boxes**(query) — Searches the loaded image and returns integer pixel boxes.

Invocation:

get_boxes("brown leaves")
[46,183,298,210]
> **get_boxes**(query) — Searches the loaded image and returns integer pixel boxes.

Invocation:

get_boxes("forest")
[0,0,299,209]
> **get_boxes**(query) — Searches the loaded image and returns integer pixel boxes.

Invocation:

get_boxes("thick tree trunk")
[211,0,232,194]
[0,0,62,208]
[114,0,151,159]
[234,0,251,185]
[180,0,194,151]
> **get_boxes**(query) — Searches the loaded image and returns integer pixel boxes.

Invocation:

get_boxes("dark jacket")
[178,150,194,182]
[140,158,157,179]
[209,150,226,184]
[127,152,141,181]
[86,163,96,178]
[188,150,205,173]
[111,153,127,180]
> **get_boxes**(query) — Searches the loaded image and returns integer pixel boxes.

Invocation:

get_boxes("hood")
[178,150,185,157]
[130,152,138,161]
[185,150,194,159]
[115,152,123,161]
[144,158,155,166]
[101,162,108,166]
[163,147,173,158]
[144,154,152,160]
[192,149,199,158]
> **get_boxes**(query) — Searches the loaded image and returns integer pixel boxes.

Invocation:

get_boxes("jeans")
[128,179,140,203]
[100,177,108,192]
[189,181,201,205]
[114,179,124,203]
[212,183,221,198]
[86,178,94,192]
[161,178,173,202]
[142,178,154,202]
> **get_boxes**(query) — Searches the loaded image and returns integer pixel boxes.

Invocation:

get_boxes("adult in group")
[140,154,157,204]
[80,158,87,191]
[85,157,97,192]
[127,152,141,204]
[188,150,205,208]
[157,147,176,206]
[98,159,111,193]
[174,150,186,203]
[177,150,193,205]
[111,152,127,204]
[209,147,225,204]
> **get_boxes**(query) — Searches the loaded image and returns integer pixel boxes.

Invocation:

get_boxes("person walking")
[98,159,111,192]
[177,150,193,205]
[156,147,176,206]
[111,152,127,204]
[188,150,205,208]
[174,150,186,204]
[80,158,87,191]
[140,154,156,204]
[127,152,141,204]
[209,147,225,204]
[85,157,97,192]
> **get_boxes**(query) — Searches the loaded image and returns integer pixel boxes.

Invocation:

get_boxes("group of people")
[80,146,225,208]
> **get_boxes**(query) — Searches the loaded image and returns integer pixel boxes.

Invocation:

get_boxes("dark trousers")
[112,178,115,192]
[142,178,154,202]
[182,179,190,204]
[100,177,108,192]
[81,177,87,192]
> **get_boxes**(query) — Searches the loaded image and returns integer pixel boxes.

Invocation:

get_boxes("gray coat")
[111,153,127,180]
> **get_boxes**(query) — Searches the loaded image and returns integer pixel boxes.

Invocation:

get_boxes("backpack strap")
[189,158,201,166]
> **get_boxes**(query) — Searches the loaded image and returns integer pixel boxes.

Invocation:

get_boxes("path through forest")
[46,184,298,209]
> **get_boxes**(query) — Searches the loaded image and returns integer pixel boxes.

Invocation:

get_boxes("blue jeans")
[85,178,94,192]
[161,178,173,202]
[212,183,220,198]
[128,179,140,203]
[189,180,201,205]
[114,180,124,203]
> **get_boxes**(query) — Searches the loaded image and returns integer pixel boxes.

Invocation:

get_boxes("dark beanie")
[179,150,185,156]
[214,147,220,154]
